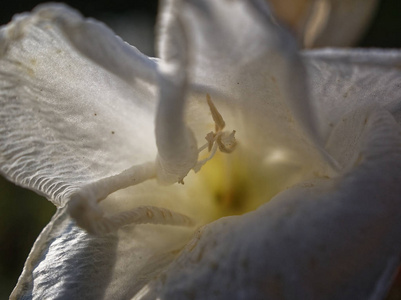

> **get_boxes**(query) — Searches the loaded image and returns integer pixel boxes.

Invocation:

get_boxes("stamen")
[207,94,225,132]
[217,130,237,153]
[198,142,209,153]
[68,161,158,234]
[194,95,237,173]
[71,203,195,236]
[194,141,219,173]
[86,161,156,202]
[68,95,237,235]
[94,205,195,235]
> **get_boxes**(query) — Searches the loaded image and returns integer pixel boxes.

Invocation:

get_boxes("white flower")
[1,0,400,299]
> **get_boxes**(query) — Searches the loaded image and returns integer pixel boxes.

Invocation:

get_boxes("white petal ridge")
[0,4,158,206]
[37,4,158,85]
[304,48,401,139]
[11,207,194,299]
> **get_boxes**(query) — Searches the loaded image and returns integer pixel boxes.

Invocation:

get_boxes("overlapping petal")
[36,4,158,85]
[158,0,332,171]
[11,206,193,299]
[138,109,401,300]
[0,4,158,206]
[155,0,199,184]
[3,0,401,299]
[304,49,401,139]
[303,48,401,169]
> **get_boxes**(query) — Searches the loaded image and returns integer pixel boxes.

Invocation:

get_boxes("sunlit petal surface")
[161,0,330,168]
[1,1,401,299]
[12,207,194,299]
[303,49,401,139]
[138,109,401,300]
[0,4,157,206]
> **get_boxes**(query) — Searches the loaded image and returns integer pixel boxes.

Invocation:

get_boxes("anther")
[217,130,237,153]
[194,95,237,172]
[207,94,225,132]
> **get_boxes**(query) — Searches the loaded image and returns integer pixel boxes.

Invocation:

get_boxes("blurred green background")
[0,0,401,298]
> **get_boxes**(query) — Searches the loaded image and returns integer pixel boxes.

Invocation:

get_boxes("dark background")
[0,0,401,298]
[0,0,158,27]
[1,0,401,47]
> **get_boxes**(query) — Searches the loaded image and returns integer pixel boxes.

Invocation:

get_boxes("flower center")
[177,95,308,224]
[185,146,299,223]
[193,94,237,174]
[68,95,307,235]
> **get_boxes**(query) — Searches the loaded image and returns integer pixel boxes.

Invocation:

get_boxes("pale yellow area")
[99,142,310,228]
[186,146,309,223]
[98,95,315,230]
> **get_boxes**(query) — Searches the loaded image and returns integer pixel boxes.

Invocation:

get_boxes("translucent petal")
[303,49,401,139]
[157,0,331,170]
[325,106,372,170]
[0,4,158,206]
[38,4,158,84]
[139,109,401,300]
[155,0,199,184]
[11,206,193,300]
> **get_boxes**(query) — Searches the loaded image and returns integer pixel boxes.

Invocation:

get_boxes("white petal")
[139,109,401,299]
[325,106,372,169]
[304,49,401,139]
[0,4,157,206]
[155,0,199,185]
[158,0,333,170]
[11,207,193,299]
[37,4,157,84]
